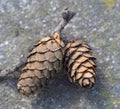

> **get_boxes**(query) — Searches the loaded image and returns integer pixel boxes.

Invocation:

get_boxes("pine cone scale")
[77,47,90,52]
[43,61,53,71]
[47,40,61,51]
[27,53,46,62]
[70,40,82,47]
[44,51,57,62]
[87,69,95,75]
[88,60,96,66]
[18,70,44,81]
[76,72,83,80]
[54,50,63,60]
[82,61,94,68]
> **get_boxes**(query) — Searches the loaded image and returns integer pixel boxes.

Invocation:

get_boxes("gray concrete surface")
[0,0,120,109]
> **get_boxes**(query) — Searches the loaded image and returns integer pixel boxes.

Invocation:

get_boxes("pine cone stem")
[53,8,75,34]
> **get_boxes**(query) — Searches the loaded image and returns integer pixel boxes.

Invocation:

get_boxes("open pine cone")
[63,40,96,88]
[17,32,64,95]
[17,8,75,96]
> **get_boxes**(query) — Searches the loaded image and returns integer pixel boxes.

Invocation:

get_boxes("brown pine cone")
[63,40,96,88]
[17,32,65,95]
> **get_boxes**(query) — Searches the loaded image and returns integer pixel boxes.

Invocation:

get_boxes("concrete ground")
[0,0,120,109]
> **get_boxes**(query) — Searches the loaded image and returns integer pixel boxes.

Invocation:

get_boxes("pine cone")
[17,32,65,95]
[63,40,96,88]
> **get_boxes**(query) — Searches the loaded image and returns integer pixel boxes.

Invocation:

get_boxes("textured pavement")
[0,0,120,109]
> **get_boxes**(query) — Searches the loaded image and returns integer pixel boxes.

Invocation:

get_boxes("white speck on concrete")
[0,41,9,47]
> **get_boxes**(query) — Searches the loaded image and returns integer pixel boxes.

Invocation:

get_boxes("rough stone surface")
[0,0,120,109]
